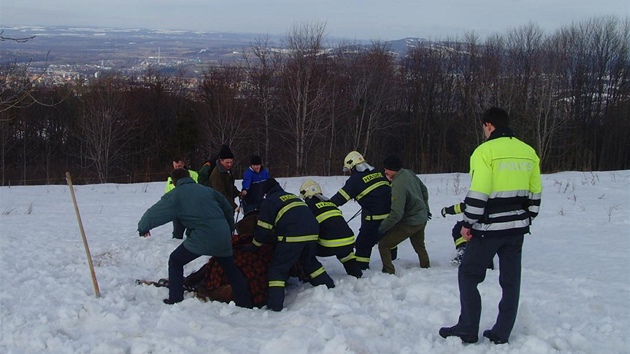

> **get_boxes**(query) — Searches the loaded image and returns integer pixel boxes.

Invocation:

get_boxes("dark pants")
[172,218,185,239]
[267,241,334,311]
[168,244,252,308]
[456,234,524,341]
[317,244,362,278]
[354,220,382,269]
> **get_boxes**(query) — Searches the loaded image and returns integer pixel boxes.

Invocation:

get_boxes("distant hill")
[1,25,436,76]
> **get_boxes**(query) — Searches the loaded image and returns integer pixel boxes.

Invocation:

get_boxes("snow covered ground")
[1,171,629,353]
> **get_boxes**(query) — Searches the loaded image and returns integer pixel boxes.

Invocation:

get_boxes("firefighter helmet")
[299,179,322,199]
[343,151,365,172]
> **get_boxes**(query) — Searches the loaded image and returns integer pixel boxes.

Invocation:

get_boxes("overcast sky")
[2,0,629,40]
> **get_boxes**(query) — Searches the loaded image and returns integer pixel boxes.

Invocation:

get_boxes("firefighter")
[330,151,391,270]
[247,178,335,311]
[299,179,363,278]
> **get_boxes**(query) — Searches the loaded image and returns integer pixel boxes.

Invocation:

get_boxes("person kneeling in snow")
[299,179,363,278]
[245,178,335,311]
[137,168,252,307]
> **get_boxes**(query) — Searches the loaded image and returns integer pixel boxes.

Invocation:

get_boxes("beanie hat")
[383,155,402,171]
[218,144,234,159]
[250,155,262,165]
[262,177,280,195]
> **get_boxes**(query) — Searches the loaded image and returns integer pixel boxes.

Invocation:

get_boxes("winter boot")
[267,287,285,312]
[358,261,370,270]
[483,330,508,344]
[310,272,335,289]
[342,259,363,278]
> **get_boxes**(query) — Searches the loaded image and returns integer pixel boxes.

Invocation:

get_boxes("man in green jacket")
[377,155,431,274]
[138,168,252,307]
[164,157,199,239]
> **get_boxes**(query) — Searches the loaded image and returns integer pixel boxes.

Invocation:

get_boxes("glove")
[441,207,447,218]
[241,244,259,253]
[427,212,432,220]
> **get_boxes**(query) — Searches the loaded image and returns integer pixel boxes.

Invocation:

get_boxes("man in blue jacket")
[241,155,270,214]
[138,168,252,308]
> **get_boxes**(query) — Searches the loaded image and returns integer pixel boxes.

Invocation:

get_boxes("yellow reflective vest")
[165,169,199,193]
[463,129,542,237]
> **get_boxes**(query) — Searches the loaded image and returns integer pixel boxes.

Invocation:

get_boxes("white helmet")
[343,151,365,172]
[299,179,322,199]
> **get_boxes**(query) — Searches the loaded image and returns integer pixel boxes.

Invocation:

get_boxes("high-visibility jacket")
[253,185,319,246]
[330,168,391,222]
[462,127,542,237]
[304,195,355,249]
[165,169,199,193]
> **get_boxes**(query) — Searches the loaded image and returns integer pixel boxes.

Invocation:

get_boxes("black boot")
[267,287,285,312]
[343,259,363,278]
[439,326,478,344]
[483,330,508,344]
[310,272,335,289]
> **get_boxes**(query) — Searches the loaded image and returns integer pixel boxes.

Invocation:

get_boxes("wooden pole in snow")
[65,172,101,298]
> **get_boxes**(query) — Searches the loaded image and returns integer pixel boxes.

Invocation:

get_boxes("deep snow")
[1,171,629,353]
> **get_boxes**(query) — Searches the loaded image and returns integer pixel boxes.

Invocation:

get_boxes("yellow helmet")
[343,151,365,172]
[299,179,322,199]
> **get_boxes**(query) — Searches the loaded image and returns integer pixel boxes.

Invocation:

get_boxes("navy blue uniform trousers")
[355,220,382,268]
[457,233,524,340]
[267,241,334,311]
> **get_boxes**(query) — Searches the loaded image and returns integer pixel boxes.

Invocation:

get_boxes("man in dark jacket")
[249,178,335,311]
[138,168,252,307]
[330,151,391,270]
[197,158,214,187]
[299,179,362,278]
[377,155,431,275]
[241,155,270,214]
[210,144,241,211]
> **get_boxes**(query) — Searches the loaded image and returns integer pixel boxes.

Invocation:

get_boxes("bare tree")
[0,56,55,114]
[244,35,282,166]
[198,65,250,158]
[277,22,333,175]
[74,77,137,183]
[344,42,399,156]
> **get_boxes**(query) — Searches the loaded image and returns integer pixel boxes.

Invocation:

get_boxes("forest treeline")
[1,16,629,185]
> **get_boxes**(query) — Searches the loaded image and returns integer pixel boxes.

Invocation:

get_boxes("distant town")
[1,26,285,85]
[2,25,404,86]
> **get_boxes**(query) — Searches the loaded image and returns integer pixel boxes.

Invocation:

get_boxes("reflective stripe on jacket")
[305,197,355,248]
[330,169,391,221]
[253,184,320,246]
[463,128,542,237]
